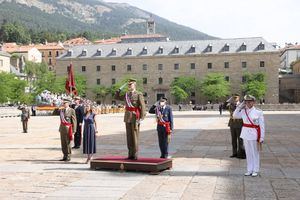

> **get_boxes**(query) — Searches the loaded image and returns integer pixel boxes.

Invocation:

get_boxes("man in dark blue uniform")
[72,96,84,149]
[149,98,174,158]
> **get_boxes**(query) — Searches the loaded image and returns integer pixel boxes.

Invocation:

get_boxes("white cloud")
[105,0,300,46]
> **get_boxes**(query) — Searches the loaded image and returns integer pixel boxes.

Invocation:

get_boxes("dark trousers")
[157,125,169,158]
[125,122,139,158]
[74,124,82,147]
[230,126,245,156]
[22,120,28,133]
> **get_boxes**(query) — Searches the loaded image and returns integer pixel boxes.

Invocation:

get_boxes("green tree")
[92,85,110,103]
[170,76,200,102]
[200,73,230,103]
[170,85,189,103]
[0,72,30,104]
[242,72,266,100]
[0,22,31,44]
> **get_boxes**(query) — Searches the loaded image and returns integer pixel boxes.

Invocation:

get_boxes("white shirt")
[233,106,265,141]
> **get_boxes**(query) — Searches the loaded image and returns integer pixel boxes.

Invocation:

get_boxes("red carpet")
[94,156,169,163]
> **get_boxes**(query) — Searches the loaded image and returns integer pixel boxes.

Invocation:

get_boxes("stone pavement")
[0,110,300,199]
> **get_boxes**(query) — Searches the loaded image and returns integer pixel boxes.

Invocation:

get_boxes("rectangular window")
[49,58,52,65]
[112,65,116,71]
[56,51,59,57]
[225,76,229,82]
[224,62,229,68]
[143,78,147,84]
[96,65,101,71]
[49,51,52,56]
[207,63,212,69]
[42,52,44,57]
[242,62,247,68]
[174,63,180,70]
[96,79,100,85]
[158,64,163,70]
[143,64,147,71]
[191,92,195,97]
[112,78,116,85]
[159,77,163,84]
[242,76,247,83]
[127,65,132,71]
[260,61,265,67]
[82,66,86,72]
[190,63,196,69]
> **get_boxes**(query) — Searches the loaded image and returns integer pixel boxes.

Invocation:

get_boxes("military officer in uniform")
[226,93,246,159]
[72,96,84,149]
[114,78,146,160]
[18,104,30,133]
[233,95,265,177]
[149,98,174,158]
[59,98,77,161]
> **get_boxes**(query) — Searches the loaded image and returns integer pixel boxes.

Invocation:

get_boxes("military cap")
[74,96,81,100]
[128,78,137,84]
[244,94,256,101]
[233,93,240,97]
[62,97,72,103]
[160,97,168,102]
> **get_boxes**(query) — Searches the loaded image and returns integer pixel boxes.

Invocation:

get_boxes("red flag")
[65,63,78,95]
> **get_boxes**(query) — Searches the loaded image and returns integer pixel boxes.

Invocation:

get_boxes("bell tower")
[147,15,155,34]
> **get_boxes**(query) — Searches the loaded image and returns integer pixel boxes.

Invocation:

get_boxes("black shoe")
[237,155,246,159]
[72,146,80,149]
[59,157,67,161]
[230,154,237,158]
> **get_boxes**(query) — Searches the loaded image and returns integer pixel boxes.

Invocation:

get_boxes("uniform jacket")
[227,102,243,128]
[233,106,265,141]
[18,106,30,121]
[59,107,77,134]
[115,90,146,123]
[75,105,84,124]
[149,105,174,131]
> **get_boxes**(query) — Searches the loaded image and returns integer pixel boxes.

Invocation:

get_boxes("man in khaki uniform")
[115,79,146,160]
[18,104,30,133]
[226,94,246,159]
[59,98,77,161]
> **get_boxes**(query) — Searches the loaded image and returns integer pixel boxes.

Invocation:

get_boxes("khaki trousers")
[125,122,139,158]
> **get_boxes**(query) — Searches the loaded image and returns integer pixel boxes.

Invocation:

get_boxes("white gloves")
[259,138,264,143]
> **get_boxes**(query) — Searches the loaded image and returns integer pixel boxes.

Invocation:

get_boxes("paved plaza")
[0,110,300,199]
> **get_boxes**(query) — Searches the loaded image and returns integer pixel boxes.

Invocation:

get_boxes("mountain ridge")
[0,0,217,41]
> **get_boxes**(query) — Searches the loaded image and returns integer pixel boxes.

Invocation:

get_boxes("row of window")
[42,51,60,57]
[81,61,265,72]
[72,42,265,57]
[95,76,250,85]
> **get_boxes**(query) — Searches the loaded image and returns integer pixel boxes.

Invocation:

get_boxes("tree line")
[0,61,266,105]
[0,21,118,44]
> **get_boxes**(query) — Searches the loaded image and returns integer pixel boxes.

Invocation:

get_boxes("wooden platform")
[90,156,172,173]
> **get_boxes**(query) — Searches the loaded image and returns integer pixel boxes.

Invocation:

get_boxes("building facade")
[0,51,11,72]
[280,44,300,70]
[56,37,280,105]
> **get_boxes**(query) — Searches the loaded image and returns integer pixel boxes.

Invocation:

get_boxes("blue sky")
[106,0,299,47]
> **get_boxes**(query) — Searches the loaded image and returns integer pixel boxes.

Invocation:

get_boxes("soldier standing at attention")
[59,98,77,161]
[18,104,30,133]
[233,95,265,177]
[72,96,85,149]
[115,79,146,160]
[149,98,174,158]
[226,94,246,159]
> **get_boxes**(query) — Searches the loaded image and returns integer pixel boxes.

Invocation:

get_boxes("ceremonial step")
[90,156,172,173]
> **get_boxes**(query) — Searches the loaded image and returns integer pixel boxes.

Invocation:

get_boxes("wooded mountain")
[0,0,217,41]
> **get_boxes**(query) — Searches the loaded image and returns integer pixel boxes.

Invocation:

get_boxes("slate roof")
[58,37,278,60]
